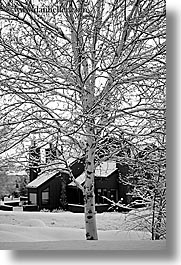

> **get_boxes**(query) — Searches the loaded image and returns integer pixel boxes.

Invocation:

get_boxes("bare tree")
[128,142,166,240]
[0,0,166,240]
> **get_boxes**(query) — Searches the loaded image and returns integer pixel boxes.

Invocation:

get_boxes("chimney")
[29,141,41,182]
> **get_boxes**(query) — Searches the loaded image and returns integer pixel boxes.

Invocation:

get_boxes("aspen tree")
[0,0,166,240]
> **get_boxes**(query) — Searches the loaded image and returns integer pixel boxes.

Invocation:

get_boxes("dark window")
[96,189,102,204]
[110,189,117,201]
[96,188,108,204]
[42,187,49,205]
[102,189,107,203]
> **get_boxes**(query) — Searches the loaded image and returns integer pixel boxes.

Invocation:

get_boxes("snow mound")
[0,224,85,242]
[98,230,151,240]
[20,219,47,227]
[50,220,56,225]
[0,231,33,242]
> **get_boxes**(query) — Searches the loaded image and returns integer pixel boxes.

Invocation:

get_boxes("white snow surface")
[0,210,166,250]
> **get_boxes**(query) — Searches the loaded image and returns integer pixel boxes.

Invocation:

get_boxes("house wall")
[42,174,61,210]
[95,171,120,203]
[29,169,39,182]
[118,183,129,204]
[95,171,119,189]
[67,170,129,205]
[67,186,84,205]
[28,172,66,210]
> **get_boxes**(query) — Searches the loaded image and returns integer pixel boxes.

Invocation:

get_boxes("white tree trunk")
[84,133,98,240]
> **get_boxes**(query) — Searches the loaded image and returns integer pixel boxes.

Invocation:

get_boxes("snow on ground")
[0,209,166,250]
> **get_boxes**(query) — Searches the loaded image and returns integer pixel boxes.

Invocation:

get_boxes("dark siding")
[95,171,119,189]
[49,175,62,210]
[95,171,119,203]
[118,183,129,204]
[38,173,61,210]
[67,170,129,205]
[29,169,39,182]
[67,187,84,204]
[27,172,68,211]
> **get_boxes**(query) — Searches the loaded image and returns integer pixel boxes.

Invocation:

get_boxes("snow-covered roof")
[26,158,79,189]
[67,156,85,166]
[95,161,117,177]
[67,157,77,166]
[7,170,28,176]
[68,161,117,186]
[68,172,86,186]
[26,170,60,188]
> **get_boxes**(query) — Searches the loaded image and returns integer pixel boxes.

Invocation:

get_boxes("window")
[96,189,102,204]
[42,187,49,205]
[110,189,118,201]
[102,189,107,203]
[96,189,108,204]
[103,189,107,197]
[98,189,101,194]
[29,193,37,205]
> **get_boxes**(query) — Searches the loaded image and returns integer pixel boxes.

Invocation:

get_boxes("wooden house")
[25,157,85,211]
[67,161,130,207]
[26,149,131,212]
[26,169,70,211]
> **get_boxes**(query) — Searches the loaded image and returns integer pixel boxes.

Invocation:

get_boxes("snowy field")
[0,209,166,250]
